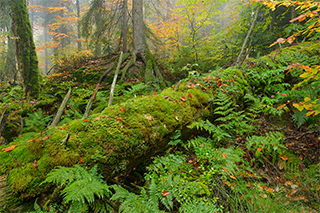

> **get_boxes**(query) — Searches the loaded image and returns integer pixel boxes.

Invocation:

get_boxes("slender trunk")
[76,0,82,51]
[44,27,48,74]
[9,0,41,98]
[269,9,275,32]
[132,0,146,62]
[122,0,128,53]
[236,7,259,68]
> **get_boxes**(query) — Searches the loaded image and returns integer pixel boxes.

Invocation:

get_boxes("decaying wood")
[50,88,72,128]
[83,53,130,118]
[0,110,8,137]
[108,52,124,107]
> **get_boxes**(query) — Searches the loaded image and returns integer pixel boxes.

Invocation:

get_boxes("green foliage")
[246,131,286,164]
[41,164,112,212]
[25,109,52,133]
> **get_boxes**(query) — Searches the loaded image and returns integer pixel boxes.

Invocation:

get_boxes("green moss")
[1,86,213,199]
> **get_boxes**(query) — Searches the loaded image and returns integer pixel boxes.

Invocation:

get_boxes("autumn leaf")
[2,145,17,152]
[279,160,284,170]
[187,93,193,98]
[281,155,288,161]
[230,175,237,180]
[277,104,286,110]
[261,194,268,199]
[299,163,305,172]
[181,96,187,101]
[257,147,263,151]
[79,155,83,163]
[116,117,123,122]
[42,135,49,140]
[267,188,274,193]
[164,95,169,99]
[95,115,101,120]
[175,116,179,121]
[222,153,227,159]
[31,160,38,167]
[161,190,170,196]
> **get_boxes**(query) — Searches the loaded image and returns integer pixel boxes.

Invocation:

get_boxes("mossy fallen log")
[0,84,213,200]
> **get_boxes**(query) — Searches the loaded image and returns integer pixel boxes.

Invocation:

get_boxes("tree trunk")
[122,0,128,53]
[76,0,82,51]
[9,0,41,98]
[132,0,146,62]
[236,7,259,68]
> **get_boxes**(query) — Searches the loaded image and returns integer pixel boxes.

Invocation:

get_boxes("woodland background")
[0,0,320,212]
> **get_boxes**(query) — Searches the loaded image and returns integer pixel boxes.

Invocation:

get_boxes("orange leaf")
[58,127,64,130]
[257,147,262,151]
[187,93,193,98]
[222,167,227,172]
[230,175,237,180]
[267,188,274,193]
[222,153,227,159]
[79,155,83,163]
[42,136,49,141]
[281,155,288,161]
[161,190,170,196]
[95,116,101,120]
[277,104,286,110]
[181,96,187,101]
[2,145,17,152]
[116,117,123,122]
[83,119,91,123]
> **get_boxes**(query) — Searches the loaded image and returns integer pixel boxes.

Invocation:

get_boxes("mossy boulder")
[0,84,213,200]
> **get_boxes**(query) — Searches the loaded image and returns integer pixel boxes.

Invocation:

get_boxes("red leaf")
[257,147,262,151]
[181,96,187,101]
[83,119,91,123]
[2,145,17,152]
[277,104,286,110]
[162,190,170,196]
[284,62,301,71]
[31,160,38,167]
[222,153,227,159]
[79,155,83,163]
[299,163,305,172]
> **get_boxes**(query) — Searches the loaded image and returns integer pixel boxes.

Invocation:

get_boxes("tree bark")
[50,88,72,128]
[132,0,146,62]
[236,7,259,68]
[9,0,41,98]
[76,0,82,51]
[108,52,124,107]
[122,0,128,53]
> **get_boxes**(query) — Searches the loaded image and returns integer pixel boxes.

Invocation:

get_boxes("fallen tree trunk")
[0,83,213,201]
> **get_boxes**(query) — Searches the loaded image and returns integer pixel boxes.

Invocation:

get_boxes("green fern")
[25,108,52,132]
[111,185,163,213]
[41,164,112,212]
[247,131,286,164]
[292,109,308,128]
[179,199,221,213]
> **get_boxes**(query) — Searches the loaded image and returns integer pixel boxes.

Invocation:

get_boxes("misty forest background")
[0,0,320,212]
